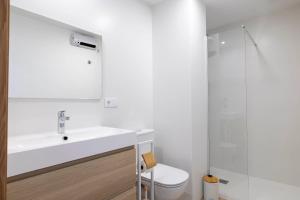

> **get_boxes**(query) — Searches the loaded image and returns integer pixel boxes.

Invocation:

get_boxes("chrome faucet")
[57,111,70,134]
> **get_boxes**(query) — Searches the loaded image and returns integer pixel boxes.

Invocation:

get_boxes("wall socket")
[104,97,118,108]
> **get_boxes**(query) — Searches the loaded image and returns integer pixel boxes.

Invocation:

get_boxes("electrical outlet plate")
[104,97,118,108]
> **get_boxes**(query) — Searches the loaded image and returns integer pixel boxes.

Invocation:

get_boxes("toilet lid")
[141,163,189,188]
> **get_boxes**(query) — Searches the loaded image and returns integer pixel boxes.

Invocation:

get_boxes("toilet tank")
[137,129,154,143]
[136,129,155,154]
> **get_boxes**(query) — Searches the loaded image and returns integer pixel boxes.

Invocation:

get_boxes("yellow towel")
[142,152,157,169]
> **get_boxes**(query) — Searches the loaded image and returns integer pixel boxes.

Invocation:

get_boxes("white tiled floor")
[211,168,300,200]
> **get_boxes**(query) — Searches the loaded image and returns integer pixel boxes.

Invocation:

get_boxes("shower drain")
[219,179,229,184]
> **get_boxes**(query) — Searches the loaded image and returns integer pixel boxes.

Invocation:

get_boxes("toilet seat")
[142,163,189,188]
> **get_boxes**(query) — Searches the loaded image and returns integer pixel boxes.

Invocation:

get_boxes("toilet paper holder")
[137,140,155,200]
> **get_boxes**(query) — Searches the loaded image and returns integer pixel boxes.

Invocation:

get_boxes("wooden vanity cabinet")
[7,147,136,200]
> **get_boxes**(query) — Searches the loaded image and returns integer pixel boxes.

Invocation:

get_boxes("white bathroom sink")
[8,126,136,177]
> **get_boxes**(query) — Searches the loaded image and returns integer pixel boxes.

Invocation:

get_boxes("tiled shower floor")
[211,168,300,200]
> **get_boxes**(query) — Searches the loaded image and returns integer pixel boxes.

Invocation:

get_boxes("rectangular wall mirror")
[9,7,102,100]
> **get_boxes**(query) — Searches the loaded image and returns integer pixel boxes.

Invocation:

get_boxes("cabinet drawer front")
[112,187,136,200]
[8,148,136,200]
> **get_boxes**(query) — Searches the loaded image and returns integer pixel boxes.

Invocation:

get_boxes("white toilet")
[137,130,189,200]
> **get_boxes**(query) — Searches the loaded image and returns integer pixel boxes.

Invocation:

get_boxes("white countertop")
[8,126,136,177]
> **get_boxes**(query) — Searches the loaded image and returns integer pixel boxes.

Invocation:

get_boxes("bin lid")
[203,175,219,183]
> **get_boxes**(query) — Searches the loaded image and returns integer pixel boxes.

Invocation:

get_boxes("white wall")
[246,5,300,186]
[208,5,300,186]
[152,0,207,199]
[9,0,153,136]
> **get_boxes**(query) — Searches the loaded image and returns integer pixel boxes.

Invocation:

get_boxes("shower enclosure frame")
[0,0,9,199]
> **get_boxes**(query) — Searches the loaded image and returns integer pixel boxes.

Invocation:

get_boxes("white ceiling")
[205,0,300,30]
